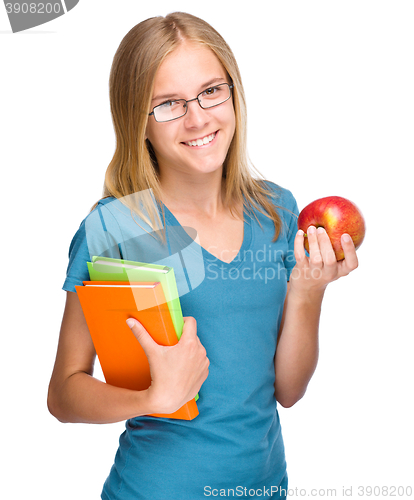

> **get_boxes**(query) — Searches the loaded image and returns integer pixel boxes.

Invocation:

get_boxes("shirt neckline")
[159,201,253,271]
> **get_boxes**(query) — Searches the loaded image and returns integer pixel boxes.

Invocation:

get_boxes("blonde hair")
[94,11,283,241]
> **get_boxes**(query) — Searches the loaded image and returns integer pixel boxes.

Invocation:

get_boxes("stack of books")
[75,256,199,420]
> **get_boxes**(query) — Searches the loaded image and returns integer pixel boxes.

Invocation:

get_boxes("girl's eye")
[159,100,179,109]
[203,87,218,96]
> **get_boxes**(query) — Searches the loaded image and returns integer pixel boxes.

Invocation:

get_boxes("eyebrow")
[152,78,228,102]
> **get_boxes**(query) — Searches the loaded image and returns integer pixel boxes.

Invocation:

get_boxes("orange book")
[75,281,199,420]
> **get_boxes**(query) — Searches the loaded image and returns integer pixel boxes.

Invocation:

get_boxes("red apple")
[297,196,365,261]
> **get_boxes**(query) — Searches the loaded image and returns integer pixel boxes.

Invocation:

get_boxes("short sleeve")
[263,181,299,281]
[279,188,299,281]
[62,202,123,292]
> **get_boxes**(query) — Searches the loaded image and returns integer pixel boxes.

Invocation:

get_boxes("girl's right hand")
[126,316,209,414]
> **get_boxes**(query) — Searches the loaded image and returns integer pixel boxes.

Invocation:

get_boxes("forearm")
[48,372,153,424]
[274,287,325,407]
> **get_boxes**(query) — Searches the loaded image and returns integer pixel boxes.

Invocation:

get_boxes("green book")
[87,256,184,339]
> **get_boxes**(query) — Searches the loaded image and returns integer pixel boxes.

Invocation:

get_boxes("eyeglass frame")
[148,83,234,123]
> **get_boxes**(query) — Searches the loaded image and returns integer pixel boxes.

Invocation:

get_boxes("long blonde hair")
[94,12,283,241]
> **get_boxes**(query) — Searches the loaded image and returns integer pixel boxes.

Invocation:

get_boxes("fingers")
[339,234,359,275]
[126,318,158,359]
[315,227,337,267]
[126,316,205,361]
[180,316,198,340]
[179,317,203,351]
[303,226,341,266]
[294,229,307,264]
[180,316,208,367]
[292,225,359,292]
[126,315,208,413]
[306,226,323,267]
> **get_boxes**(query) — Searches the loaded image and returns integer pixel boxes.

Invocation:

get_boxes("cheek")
[223,106,236,143]
[145,123,172,153]
[145,121,156,143]
[223,100,236,128]
[230,111,236,136]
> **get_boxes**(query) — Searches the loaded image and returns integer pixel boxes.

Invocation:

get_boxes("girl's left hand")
[290,225,359,296]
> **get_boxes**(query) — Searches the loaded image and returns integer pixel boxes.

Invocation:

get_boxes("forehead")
[152,43,228,97]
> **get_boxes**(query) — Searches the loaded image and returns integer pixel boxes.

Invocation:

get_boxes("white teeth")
[186,132,216,147]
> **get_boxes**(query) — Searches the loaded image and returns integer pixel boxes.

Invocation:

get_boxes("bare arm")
[47,292,209,424]
[275,226,359,408]
[274,282,323,407]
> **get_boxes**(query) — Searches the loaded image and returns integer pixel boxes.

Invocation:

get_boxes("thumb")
[126,318,158,357]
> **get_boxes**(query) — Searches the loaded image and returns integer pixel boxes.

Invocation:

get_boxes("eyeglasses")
[148,83,234,123]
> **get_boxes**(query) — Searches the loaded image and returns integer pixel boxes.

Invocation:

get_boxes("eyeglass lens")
[153,83,232,122]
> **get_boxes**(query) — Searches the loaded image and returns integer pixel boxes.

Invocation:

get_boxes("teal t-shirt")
[62,182,298,500]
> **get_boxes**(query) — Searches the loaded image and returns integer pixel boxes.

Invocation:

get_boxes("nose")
[183,98,209,128]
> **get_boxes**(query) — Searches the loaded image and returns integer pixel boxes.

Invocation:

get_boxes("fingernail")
[317,227,325,234]
[307,226,316,234]
[297,229,304,236]
[126,319,136,329]
[342,234,351,243]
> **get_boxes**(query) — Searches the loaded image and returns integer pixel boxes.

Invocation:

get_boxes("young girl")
[48,12,358,500]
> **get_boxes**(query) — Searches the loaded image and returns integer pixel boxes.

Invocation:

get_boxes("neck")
[159,168,227,218]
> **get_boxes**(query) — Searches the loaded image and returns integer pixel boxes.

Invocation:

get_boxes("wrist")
[288,282,326,304]
[145,385,180,415]
[132,387,161,417]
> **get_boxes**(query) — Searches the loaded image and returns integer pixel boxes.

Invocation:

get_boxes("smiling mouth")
[182,131,217,147]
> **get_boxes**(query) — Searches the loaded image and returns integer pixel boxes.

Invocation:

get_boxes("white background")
[1,1,413,499]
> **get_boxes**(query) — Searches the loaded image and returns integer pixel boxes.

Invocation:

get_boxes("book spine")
[162,270,184,339]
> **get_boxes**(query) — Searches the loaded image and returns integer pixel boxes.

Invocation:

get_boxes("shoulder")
[259,180,298,212]
[79,196,126,234]
[66,197,116,249]
[73,195,168,263]
[96,196,116,207]
[67,196,121,258]
[74,197,117,229]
